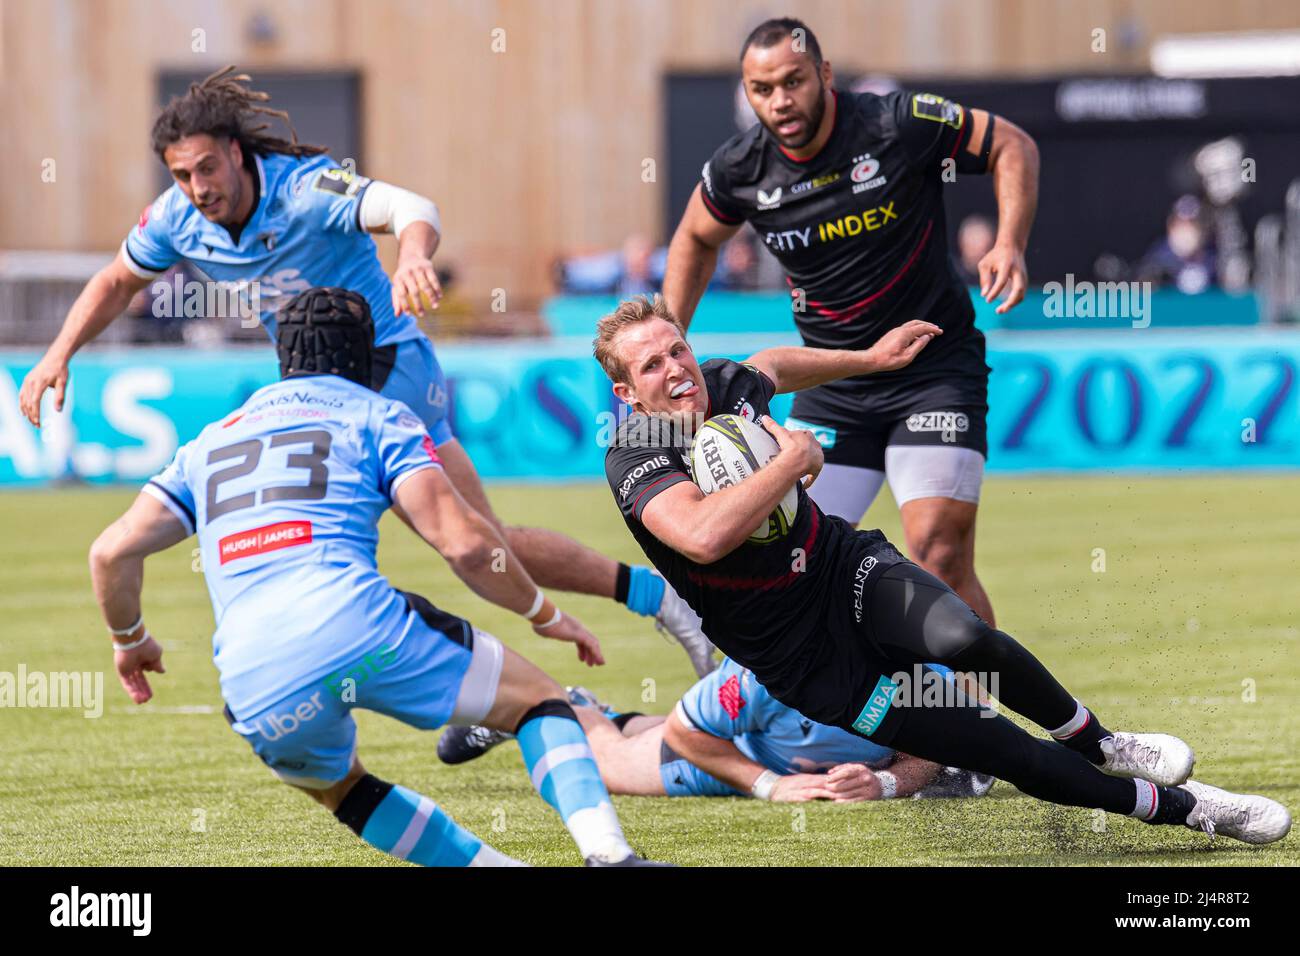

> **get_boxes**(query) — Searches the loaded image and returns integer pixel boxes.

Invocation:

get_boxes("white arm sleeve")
[358,180,441,237]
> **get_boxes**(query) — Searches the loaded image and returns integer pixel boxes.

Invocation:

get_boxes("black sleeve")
[606,438,692,522]
[699,151,747,225]
[700,357,777,413]
[891,90,986,174]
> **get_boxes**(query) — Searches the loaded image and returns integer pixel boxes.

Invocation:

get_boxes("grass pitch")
[1,475,1297,866]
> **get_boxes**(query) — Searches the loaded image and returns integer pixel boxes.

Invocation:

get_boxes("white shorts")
[808,446,986,526]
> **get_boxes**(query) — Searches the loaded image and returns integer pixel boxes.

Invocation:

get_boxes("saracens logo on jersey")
[850,153,887,194]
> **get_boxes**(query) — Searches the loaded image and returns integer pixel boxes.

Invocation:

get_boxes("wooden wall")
[4,0,1299,302]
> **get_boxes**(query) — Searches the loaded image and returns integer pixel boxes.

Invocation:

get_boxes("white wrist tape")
[108,615,143,637]
[876,770,899,799]
[524,590,545,620]
[533,608,563,631]
[112,630,151,653]
[750,769,780,801]
[359,180,441,237]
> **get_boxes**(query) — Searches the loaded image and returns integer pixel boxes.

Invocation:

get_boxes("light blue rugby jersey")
[676,658,897,773]
[123,152,422,348]
[142,374,442,716]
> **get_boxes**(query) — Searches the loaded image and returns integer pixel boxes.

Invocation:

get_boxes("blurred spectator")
[1137,195,1216,294]
[716,231,762,290]
[955,214,996,285]
[617,234,660,297]
[556,235,666,295]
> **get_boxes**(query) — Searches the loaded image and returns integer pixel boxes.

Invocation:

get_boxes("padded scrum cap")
[276,287,375,387]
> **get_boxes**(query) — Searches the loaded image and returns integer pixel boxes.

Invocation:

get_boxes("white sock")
[1048,699,1091,739]
[468,844,527,867]
[565,803,632,862]
[1128,779,1159,820]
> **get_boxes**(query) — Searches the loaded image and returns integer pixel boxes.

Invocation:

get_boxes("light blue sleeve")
[141,437,199,534]
[290,160,373,236]
[123,192,181,276]
[676,659,768,739]
[376,399,441,503]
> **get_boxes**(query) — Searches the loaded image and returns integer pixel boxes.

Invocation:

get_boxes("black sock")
[1060,710,1112,765]
[611,712,644,732]
[1144,785,1197,826]
[334,773,394,835]
[613,563,632,605]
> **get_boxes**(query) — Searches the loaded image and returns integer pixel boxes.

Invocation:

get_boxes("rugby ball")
[689,414,798,545]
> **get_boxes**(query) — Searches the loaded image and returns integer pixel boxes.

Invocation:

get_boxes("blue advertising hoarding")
[0,328,1296,485]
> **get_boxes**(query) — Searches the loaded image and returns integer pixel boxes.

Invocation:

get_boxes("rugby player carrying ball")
[596,294,1290,847]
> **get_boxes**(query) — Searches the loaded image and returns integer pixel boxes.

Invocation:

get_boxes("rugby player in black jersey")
[663,17,1038,626]
[595,295,1290,847]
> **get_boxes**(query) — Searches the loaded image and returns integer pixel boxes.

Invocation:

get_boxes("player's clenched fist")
[763,416,824,489]
[19,356,71,428]
[391,254,442,318]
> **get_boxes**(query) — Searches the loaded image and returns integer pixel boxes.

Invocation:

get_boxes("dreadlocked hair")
[150,65,329,162]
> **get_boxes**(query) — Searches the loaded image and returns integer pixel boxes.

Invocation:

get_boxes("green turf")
[1,476,1296,866]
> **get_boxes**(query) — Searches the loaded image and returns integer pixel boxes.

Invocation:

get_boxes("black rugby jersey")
[700,89,992,418]
[605,358,850,690]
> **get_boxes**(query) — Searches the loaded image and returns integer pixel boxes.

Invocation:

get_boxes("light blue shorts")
[377,336,454,445]
[224,593,503,788]
[658,740,743,798]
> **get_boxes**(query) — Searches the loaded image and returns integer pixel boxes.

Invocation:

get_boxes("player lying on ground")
[592,294,1291,846]
[440,659,995,803]
[88,287,667,867]
[22,66,714,677]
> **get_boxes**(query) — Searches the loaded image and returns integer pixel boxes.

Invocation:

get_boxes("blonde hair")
[592,294,685,382]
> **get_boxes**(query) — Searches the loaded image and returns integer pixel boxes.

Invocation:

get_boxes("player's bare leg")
[899,495,996,627]
[436,436,716,675]
[572,706,669,796]
[474,640,662,864]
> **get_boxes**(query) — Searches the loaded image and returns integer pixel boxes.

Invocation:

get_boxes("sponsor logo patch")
[618,455,672,500]
[911,93,963,130]
[756,186,783,210]
[718,674,747,719]
[218,520,313,565]
[852,555,877,622]
[906,410,970,443]
[851,674,900,736]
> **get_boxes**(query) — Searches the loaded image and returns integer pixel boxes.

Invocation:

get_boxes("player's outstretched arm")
[662,184,741,331]
[968,109,1038,314]
[640,420,821,564]
[89,492,190,703]
[745,319,942,395]
[392,467,604,665]
[663,706,835,802]
[19,251,151,427]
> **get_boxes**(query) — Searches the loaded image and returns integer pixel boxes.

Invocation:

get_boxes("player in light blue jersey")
[87,287,666,866]
[440,658,995,804]
[22,66,715,677]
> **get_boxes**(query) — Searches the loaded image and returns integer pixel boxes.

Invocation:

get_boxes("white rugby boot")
[1181,779,1292,845]
[1099,732,1195,786]
[654,578,717,677]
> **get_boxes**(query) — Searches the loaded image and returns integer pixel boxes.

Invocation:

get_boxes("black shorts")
[785,385,987,470]
[768,527,915,744]
[787,333,990,471]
